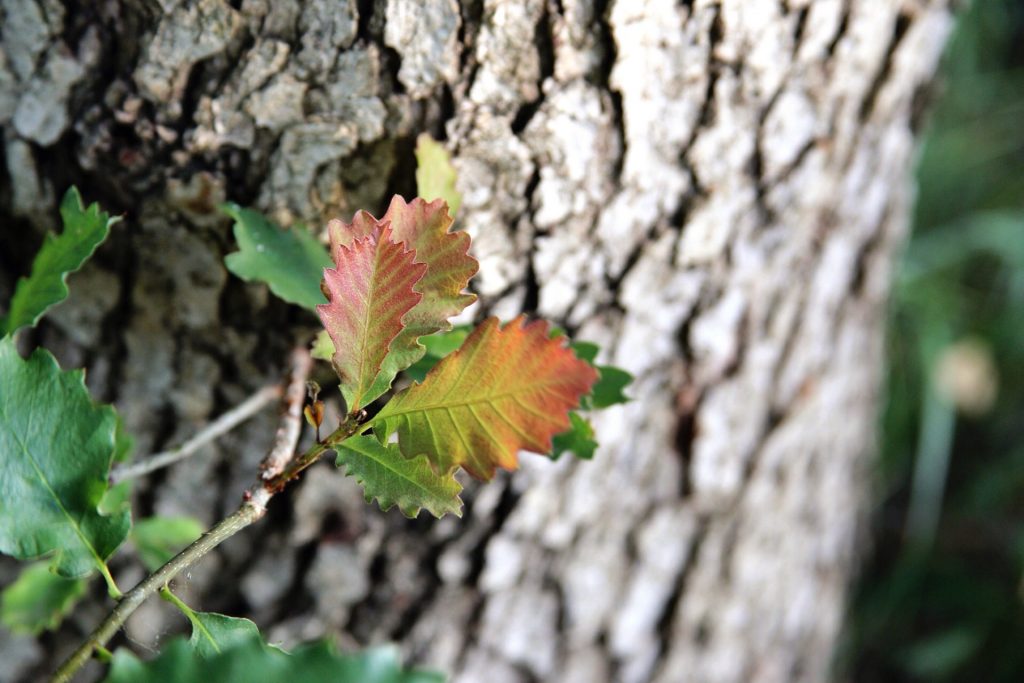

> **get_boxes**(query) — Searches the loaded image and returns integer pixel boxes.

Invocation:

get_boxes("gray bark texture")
[0,1,953,682]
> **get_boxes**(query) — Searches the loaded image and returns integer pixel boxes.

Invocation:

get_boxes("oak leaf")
[325,197,477,406]
[372,316,598,479]
[317,225,425,410]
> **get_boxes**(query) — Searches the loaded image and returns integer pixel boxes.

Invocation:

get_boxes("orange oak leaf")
[327,197,478,403]
[317,224,426,411]
[371,316,599,480]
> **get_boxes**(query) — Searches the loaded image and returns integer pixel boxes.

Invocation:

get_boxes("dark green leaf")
[222,204,332,311]
[0,562,86,634]
[335,436,463,518]
[104,639,445,683]
[0,337,131,579]
[2,187,118,334]
[569,341,600,365]
[131,517,203,572]
[550,412,597,461]
[591,366,632,408]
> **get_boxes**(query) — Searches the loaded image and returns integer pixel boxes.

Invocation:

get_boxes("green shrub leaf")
[0,562,86,635]
[0,337,131,579]
[222,204,332,311]
[2,187,118,334]
[551,412,597,461]
[590,366,632,408]
[335,435,463,519]
[131,517,203,572]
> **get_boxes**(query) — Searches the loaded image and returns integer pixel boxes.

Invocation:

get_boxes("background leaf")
[415,134,462,217]
[335,435,463,518]
[373,316,598,479]
[104,639,444,683]
[590,366,632,408]
[2,187,118,334]
[318,227,426,410]
[0,562,86,635]
[404,325,471,382]
[0,338,130,578]
[222,203,332,311]
[550,412,597,461]
[131,517,203,572]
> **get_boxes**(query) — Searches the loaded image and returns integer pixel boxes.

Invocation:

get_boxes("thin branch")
[260,346,314,481]
[51,417,363,683]
[110,383,283,484]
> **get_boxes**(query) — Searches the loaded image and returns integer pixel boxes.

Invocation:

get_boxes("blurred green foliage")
[843,1,1024,681]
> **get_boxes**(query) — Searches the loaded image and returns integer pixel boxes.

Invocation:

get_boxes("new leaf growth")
[319,197,599,516]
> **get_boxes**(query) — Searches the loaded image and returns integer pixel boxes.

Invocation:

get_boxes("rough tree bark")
[0,1,953,682]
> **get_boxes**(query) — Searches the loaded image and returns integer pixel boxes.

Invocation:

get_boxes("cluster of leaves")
[0,135,631,680]
[843,3,1024,681]
[224,134,631,519]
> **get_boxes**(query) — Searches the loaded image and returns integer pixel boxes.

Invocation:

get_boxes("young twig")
[260,346,313,481]
[109,383,284,484]
[51,351,354,683]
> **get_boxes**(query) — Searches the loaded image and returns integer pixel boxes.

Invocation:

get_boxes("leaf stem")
[51,415,362,681]
[97,562,122,599]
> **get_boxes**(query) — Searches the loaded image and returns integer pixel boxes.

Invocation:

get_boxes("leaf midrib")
[378,381,566,420]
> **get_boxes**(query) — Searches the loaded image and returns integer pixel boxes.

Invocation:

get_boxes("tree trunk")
[0,1,953,682]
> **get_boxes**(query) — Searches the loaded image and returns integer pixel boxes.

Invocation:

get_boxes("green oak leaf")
[336,436,463,518]
[131,517,203,572]
[104,638,444,683]
[2,187,119,334]
[415,134,461,218]
[564,338,632,410]
[222,203,332,311]
[544,337,632,460]
[0,337,131,580]
[569,341,599,364]
[161,587,268,659]
[590,366,632,408]
[187,612,264,658]
[551,412,597,461]
[0,562,87,635]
